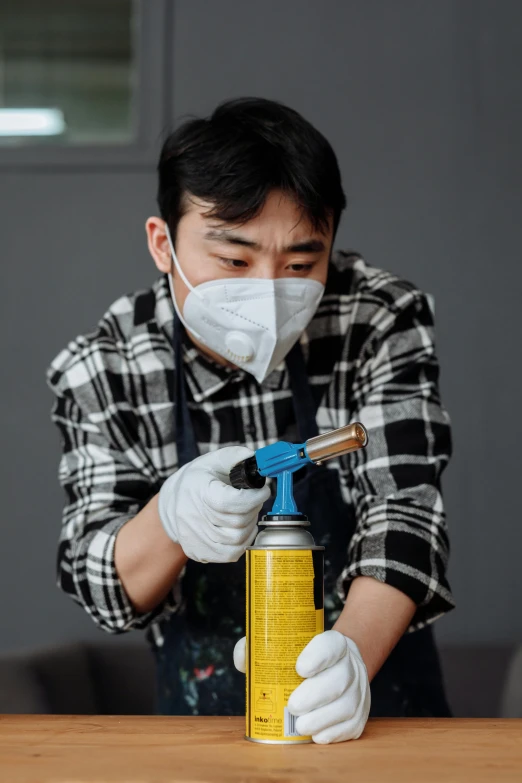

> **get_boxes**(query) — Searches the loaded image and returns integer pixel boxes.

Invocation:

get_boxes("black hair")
[157,97,346,242]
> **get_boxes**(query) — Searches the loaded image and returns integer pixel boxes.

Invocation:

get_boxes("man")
[47,97,454,742]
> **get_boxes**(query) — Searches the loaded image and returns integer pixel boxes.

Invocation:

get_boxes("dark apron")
[153,316,451,718]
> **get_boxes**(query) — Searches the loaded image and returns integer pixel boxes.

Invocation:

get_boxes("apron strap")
[173,314,200,466]
[285,340,320,441]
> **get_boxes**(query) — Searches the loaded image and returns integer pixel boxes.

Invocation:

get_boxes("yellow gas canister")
[229,423,368,744]
[245,520,324,744]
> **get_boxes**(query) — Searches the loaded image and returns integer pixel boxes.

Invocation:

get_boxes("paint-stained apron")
[153,315,451,717]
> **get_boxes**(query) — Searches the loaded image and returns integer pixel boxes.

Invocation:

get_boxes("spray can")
[230,422,368,744]
[246,517,324,744]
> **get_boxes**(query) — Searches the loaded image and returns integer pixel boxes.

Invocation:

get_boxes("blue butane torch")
[229,422,368,514]
[229,422,368,745]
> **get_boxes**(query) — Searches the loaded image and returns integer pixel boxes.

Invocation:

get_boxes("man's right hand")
[158,446,270,563]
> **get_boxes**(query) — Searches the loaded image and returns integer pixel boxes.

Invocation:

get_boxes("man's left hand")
[232,629,370,744]
[286,630,371,744]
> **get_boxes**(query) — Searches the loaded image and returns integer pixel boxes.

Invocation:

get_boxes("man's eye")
[289,263,314,272]
[219,257,248,268]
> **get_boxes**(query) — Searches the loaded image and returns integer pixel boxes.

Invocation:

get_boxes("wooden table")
[0,716,521,782]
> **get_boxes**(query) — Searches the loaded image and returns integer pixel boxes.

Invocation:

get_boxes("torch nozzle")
[305,423,368,464]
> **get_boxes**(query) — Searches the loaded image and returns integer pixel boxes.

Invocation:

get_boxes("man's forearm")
[333,576,416,681]
[114,494,188,613]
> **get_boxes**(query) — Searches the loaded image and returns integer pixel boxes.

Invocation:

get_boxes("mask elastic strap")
[165,224,204,341]
[165,224,202,297]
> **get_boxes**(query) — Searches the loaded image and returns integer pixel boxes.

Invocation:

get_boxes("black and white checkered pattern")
[47,251,455,644]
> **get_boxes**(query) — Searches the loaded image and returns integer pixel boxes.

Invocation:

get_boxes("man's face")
[146,188,333,364]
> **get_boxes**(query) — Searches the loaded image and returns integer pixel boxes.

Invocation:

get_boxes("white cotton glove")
[287,630,371,744]
[158,446,270,563]
[233,631,370,744]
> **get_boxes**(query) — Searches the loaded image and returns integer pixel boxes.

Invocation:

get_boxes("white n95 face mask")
[165,226,325,384]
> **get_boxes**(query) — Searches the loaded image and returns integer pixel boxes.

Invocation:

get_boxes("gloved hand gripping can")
[230,422,368,744]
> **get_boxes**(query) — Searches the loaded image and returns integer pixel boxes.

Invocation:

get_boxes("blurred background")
[1,0,521,716]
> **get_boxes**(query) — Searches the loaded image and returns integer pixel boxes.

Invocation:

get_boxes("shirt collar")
[153,275,289,402]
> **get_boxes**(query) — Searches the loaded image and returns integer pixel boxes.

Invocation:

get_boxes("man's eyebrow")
[203,229,325,253]
[287,239,326,253]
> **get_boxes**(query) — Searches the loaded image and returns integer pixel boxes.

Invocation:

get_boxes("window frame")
[0,0,171,170]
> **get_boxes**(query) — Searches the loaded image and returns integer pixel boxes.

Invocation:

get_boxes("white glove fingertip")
[311,732,331,745]
[286,686,307,717]
[205,481,267,518]
[296,630,348,678]
[311,667,371,744]
[233,637,246,673]
[313,721,355,745]
[234,482,271,511]
[255,483,272,506]
[231,485,271,515]
[312,713,367,745]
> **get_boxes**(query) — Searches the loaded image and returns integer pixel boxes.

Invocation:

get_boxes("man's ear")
[146,217,171,274]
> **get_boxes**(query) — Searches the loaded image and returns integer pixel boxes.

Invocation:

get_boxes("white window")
[0,0,169,166]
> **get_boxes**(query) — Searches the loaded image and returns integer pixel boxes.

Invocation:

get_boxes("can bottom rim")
[245,735,312,744]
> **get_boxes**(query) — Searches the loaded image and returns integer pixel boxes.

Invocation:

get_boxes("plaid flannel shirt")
[47,251,455,646]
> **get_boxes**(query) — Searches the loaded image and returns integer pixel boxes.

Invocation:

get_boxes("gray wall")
[1,0,521,653]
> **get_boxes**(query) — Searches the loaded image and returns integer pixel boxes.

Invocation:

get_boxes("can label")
[246,548,324,743]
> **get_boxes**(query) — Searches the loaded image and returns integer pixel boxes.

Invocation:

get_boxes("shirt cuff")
[76,517,178,633]
[337,501,456,631]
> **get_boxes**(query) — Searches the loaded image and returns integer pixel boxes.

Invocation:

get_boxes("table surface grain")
[0,715,521,783]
